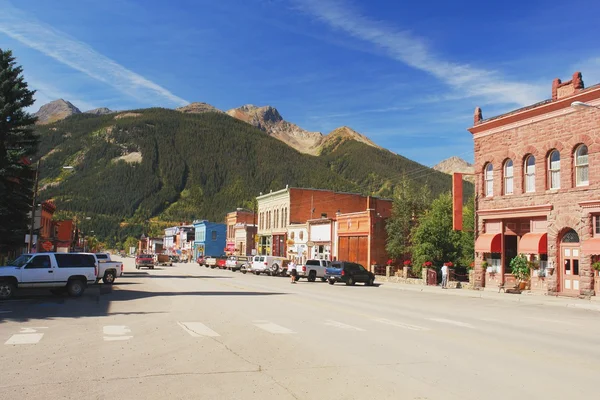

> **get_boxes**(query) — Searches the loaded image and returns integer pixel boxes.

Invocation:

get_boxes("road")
[1,257,599,400]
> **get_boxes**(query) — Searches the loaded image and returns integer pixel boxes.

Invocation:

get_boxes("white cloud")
[0,1,188,107]
[294,0,546,107]
[574,57,600,87]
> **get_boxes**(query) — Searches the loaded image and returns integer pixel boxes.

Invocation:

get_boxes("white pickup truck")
[94,253,123,284]
[0,253,98,300]
[296,259,331,282]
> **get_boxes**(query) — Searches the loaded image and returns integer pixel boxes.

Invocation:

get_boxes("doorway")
[560,229,580,295]
[504,235,518,274]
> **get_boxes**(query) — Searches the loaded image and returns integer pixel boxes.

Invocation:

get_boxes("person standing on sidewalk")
[288,259,297,284]
[441,264,448,289]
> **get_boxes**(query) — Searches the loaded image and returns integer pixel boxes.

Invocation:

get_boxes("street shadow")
[0,287,288,323]
[148,275,233,279]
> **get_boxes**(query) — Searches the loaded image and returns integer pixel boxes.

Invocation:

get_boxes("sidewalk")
[378,278,600,312]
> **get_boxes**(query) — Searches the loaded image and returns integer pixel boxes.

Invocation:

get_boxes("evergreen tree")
[0,49,38,253]
[385,176,431,261]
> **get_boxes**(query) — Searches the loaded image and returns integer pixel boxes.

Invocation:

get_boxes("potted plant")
[482,260,491,273]
[510,255,530,289]
[403,260,412,268]
[593,262,600,275]
[527,260,540,270]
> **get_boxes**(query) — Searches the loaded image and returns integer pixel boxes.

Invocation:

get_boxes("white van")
[249,255,287,276]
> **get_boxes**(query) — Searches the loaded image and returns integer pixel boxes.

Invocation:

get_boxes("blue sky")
[1,0,600,166]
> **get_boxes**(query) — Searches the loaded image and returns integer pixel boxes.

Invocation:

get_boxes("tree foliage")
[411,192,465,274]
[385,176,431,261]
[0,49,38,253]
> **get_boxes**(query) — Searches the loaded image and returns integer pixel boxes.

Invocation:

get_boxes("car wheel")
[308,271,316,282]
[0,280,15,300]
[255,271,261,276]
[67,279,85,297]
[328,279,335,285]
[242,269,247,274]
[271,264,279,275]
[346,277,355,286]
[102,271,116,284]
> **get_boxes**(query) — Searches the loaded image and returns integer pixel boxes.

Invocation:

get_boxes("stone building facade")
[470,72,600,297]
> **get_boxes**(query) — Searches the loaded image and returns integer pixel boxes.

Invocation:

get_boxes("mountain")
[226,104,324,155]
[34,107,470,245]
[319,126,381,154]
[34,99,81,124]
[177,102,224,114]
[433,156,475,183]
[85,107,114,115]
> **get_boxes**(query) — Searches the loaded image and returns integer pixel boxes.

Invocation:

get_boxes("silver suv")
[225,255,250,272]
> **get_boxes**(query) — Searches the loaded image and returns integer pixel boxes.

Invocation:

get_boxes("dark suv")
[325,261,375,286]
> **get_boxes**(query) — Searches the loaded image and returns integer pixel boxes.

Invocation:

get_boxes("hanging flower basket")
[443,262,453,267]
[422,261,432,267]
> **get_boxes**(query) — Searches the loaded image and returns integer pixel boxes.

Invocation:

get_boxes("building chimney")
[474,107,483,125]
[553,72,585,100]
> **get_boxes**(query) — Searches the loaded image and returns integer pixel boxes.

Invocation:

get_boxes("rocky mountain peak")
[85,107,114,115]
[34,99,81,125]
[176,102,224,114]
[433,156,475,182]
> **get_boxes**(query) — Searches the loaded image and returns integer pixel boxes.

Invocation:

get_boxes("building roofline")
[468,83,600,134]
[256,186,392,201]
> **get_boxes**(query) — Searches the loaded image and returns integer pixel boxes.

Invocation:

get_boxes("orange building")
[225,208,256,255]
[335,196,392,270]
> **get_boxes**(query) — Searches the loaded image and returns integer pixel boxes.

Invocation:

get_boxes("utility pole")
[27,160,40,253]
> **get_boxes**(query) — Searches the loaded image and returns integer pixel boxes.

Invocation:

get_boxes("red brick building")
[256,187,379,257]
[470,72,600,297]
[225,208,256,256]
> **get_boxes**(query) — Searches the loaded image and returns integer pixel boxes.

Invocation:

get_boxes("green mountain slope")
[35,108,471,245]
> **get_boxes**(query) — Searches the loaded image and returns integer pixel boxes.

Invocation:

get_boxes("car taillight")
[302,266,306,272]
[120,264,124,272]
[95,264,98,276]
[264,262,268,265]
[341,270,345,276]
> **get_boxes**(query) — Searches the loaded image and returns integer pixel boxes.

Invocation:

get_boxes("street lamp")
[571,101,600,110]
[27,160,41,253]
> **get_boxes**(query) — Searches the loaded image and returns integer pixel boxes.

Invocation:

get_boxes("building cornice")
[477,204,553,219]
[469,86,600,138]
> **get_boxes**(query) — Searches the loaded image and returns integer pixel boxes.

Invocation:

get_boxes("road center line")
[373,318,430,331]
[5,333,44,345]
[427,318,475,329]
[253,321,295,334]
[178,322,220,337]
[324,319,366,331]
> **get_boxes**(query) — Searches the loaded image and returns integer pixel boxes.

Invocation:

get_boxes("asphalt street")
[1,257,599,400]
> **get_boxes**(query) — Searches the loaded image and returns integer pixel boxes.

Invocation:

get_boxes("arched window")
[524,155,536,193]
[504,159,513,195]
[290,231,295,240]
[299,231,304,241]
[548,150,560,190]
[575,144,589,186]
[484,163,494,197]
[275,209,279,229]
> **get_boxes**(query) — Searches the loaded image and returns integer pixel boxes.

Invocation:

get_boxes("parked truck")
[0,253,98,300]
[94,253,124,284]
[296,259,330,282]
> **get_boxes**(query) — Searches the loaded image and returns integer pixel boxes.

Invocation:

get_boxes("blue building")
[193,220,227,259]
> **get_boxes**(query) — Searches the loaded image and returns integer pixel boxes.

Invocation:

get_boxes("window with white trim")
[484,163,494,197]
[575,144,589,187]
[525,155,535,193]
[548,150,560,190]
[504,159,513,195]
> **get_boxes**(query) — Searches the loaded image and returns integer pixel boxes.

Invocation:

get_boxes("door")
[560,229,580,295]
[561,245,580,295]
[21,255,54,284]
[338,237,349,262]
[357,237,368,268]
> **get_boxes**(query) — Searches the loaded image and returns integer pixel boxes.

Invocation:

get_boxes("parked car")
[196,255,205,266]
[135,254,155,270]
[297,259,330,282]
[0,253,98,299]
[249,255,287,276]
[94,252,124,284]
[157,254,173,266]
[216,256,228,269]
[204,256,217,268]
[325,261,375,286]
[225,255,250,272]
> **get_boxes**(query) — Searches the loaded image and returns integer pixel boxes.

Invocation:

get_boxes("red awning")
[519,233,548,254]
[475,233,501,253]
[583,238,600,255]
